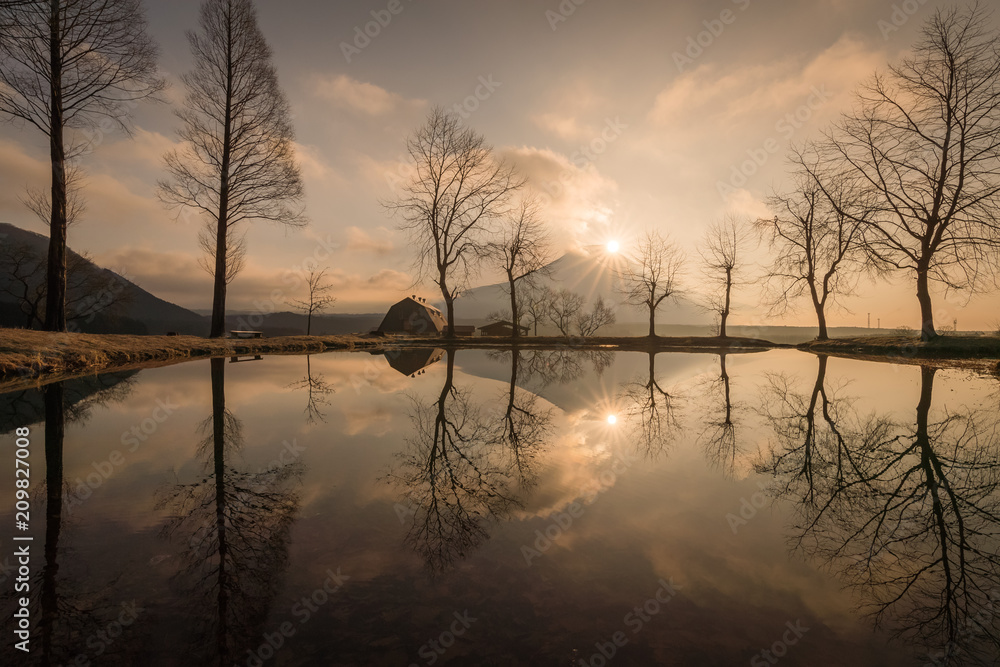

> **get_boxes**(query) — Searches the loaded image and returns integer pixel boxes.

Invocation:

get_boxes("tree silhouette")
[758,362,1000,662]
[385,350,524,574]
[159,0,305,338]
[818,5,1000,340]
[387,107,523,338]
[0,0,163,331]
[486,198,552,338]
[286,354,334,424]
[619,351,684,458]
[617,231,685,338]
[699,354,748,478]
[157,357,300,665]
[699,216,753,338]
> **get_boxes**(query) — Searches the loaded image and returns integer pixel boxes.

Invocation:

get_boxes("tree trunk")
[815,304,828,341]
[648,305,656,337]
[41,381,64,664]
[508,272,519,339]
[916,267,936,341]
[444,296,455,339]
[210,357,230,662]
[720,268,732,338]
[210,14,235,339]
[210,216,229,338]
[306,309,312,335]
[44,0,67,332]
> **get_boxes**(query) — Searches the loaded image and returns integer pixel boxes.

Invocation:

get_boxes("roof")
[377,297,447,334]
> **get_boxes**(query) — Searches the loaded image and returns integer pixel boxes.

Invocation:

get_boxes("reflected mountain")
[0,370,137,435]
[521,348,614,388]
[618,351,684,458]
[757,361,1000,664]
[386,349,538,574]
[156,358,301,666]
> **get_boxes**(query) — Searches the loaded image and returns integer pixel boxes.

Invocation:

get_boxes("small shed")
[479,321,529,337]
[445,325,477,337]
[377,296,446,335]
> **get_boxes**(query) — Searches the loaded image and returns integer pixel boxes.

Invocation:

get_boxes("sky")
[1,0,999,328]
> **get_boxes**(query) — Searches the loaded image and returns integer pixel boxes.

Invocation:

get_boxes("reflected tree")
[0,375,140,666]
[286,354,334,424]
[758,362,1000,663]
[619,352,683,458]
[699,354,747,478]
[487,350,553,485]
[386,350,524,574]
[157,358,300,665]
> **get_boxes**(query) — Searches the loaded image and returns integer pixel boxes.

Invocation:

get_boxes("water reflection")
[286,354,334,424]
[386,350,532,574]
[156,358,301,665]
[618,351,683,458]
[757,360,1000,664]
[700,353,748,478]
[1,375,139,666]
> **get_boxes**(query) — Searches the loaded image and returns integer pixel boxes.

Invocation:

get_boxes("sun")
[606,240,620,253]
[606,414,618,425]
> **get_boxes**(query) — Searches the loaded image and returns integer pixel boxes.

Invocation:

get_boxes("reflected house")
[479,320,529,337]
[385,348,445,377]
[377,296,446,335]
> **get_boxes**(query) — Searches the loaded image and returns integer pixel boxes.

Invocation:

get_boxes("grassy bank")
[9,329,997,390]
[0,329,381,383]
[0,329,782,386]
[798,334,1000,359]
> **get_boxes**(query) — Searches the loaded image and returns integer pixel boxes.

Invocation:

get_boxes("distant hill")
[0,222,206,335]
[455,245,711,329]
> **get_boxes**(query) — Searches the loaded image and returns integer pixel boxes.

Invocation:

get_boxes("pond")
[1,348,998,666]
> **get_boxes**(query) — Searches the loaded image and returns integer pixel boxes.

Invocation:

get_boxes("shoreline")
[1,329,998,390]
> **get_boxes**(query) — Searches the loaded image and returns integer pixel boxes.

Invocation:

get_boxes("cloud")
[345,225,395,255]
[533,113,594,141]
[500,145,619,249]
[648,34,882,133]
[312,74,426,116]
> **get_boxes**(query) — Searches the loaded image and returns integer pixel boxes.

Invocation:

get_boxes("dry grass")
[0,329,377,384]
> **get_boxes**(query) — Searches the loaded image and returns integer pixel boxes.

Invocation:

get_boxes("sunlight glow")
[606,414,618,425]
[606,240,620,253]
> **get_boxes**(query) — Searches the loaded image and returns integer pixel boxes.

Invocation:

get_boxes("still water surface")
[1,348,998,666]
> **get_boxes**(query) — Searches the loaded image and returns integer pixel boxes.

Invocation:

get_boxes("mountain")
[455,245,711,329]
[0,222,207,335]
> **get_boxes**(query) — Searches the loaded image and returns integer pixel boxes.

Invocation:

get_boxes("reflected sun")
[606,240,620,253]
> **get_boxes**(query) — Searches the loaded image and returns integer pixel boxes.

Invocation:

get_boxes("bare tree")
[20,164,86,228]
[545,288,584,335]
[757,159,870,340]
[819,4,1000,340]
[159,0,305,338]
[487,197,551,338]
[0,0,163,331]
[388,107,523,339]
[700,215,753,338]
[521,283,550,336]
[618,230,684,337]
[287,268,336,335]
[575,295,616,336]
